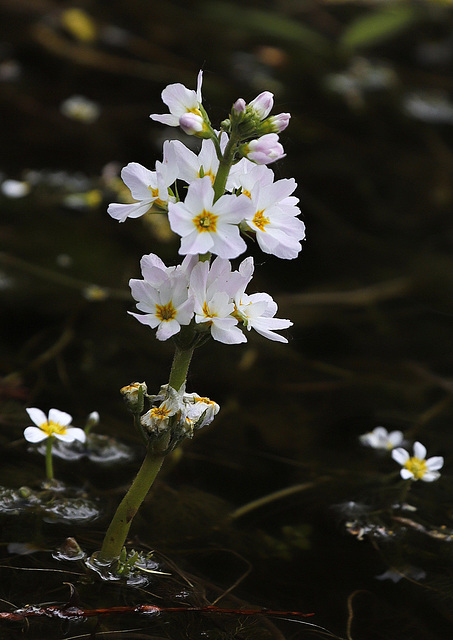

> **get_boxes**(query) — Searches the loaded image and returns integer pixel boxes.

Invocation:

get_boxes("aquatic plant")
[90,70,304,571]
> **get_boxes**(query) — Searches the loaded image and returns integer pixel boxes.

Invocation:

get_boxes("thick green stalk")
[45,437,54,481]
[212,134,238,202]
[98,447,166,561]
[98,345,195,561]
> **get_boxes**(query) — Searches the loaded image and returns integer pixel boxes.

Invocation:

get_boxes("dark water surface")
[1,1,453,638]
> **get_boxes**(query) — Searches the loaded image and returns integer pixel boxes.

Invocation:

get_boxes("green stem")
[97,345,195,562]
[212,134,238,202]
[98,447,166,561]
[45,437,54,481]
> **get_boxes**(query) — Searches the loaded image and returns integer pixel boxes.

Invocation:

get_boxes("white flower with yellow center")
[168,176,252,259]
[392,441,444,482]
[129,270,194,341]
[234,291,293,343]
[107,143,178,223]
[241,177,305,260]
[150,70,207,135]
[169,138,222,186]
[189,259,246,344]
[24,408,86,443]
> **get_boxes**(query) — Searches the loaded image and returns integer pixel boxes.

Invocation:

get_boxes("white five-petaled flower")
[168,176,252,259]
[392,441,444,482]
[238,169,305,260]
[107,143,179,223]
[150,70,206,135]
[129,255,194,341]
[359,426,405,450]
[24,408,86,444]
[189,259,246,344]
[234,291,293,343]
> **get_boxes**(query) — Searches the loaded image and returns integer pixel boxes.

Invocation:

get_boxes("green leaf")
[341,4,420,50]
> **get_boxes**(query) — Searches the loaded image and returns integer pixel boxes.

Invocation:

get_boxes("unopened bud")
[120,382,147,413]
[248,91,274,120]
[232,98,246,115]
[242,133,285,165]
[179,112,208,137]
[260,112,291,134]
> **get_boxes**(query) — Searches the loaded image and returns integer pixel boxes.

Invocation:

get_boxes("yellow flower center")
[147,186,165,208]
[40,421,68,437]
[150,406,171,420]
[253,210,270,231]
[242,189,251,198]
[193,210,218,233]
[197,169,216,185]
[404,456,428,480]
[155,301,177,322]
[201,301,217,324]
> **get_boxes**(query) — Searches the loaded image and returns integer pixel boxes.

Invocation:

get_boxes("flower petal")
[392,447,410,465]
[26,407,47,427]
[24,426,48,443]
[413,441,427,460]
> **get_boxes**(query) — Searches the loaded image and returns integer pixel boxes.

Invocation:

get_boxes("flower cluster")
[108,71,300,345]
[141,384,219,444]
[129,252,292,344]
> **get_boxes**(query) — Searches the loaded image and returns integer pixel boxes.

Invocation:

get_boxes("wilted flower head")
[360,426,404,450]
[392,441,444,482]
[24,408,86,444]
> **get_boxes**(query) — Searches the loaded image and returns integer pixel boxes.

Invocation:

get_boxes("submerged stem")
[45,437,54,481]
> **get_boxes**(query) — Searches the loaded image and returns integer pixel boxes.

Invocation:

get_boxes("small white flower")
[392,441,444,482]
[129,255,194,341]
[359,426,404,450]
[189,260,246,344]
[150,70,207,134]
[1,179,30,198]
[234,291,293,343]
[168,176,252,259]
[24,408,86,444]
[240,174,305,260]
[107,150,178,223]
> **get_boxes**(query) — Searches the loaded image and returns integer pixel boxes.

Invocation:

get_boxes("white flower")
[392,441,444,482]
[234,291,293,343]
[168,176,252,259]
[241,175,305,260]
[243,133,285,165]
[189,260,246,344]
[24,408,86,444]
[170,138,221,186]
[129,256,194,341]
[107,147,178,223]
[150,70,207,134]
[359,426,404,450]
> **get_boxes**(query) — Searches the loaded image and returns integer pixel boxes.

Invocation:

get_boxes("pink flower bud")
[267,112,291,133]
[232,98,246,115]
[179,112,205,135]
[248,91,274,120]
[244,133,285,165]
